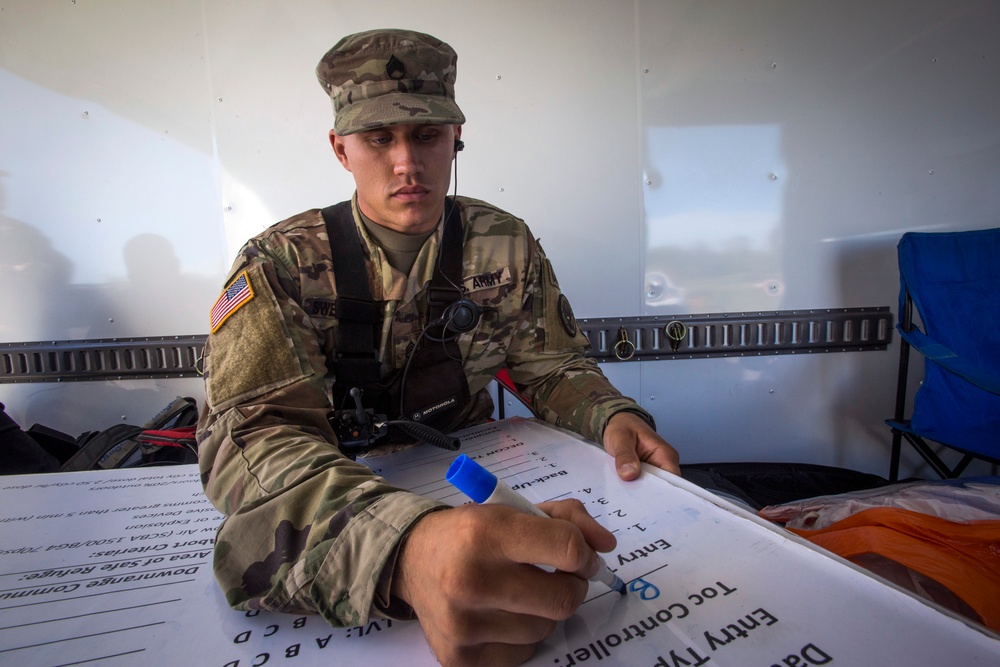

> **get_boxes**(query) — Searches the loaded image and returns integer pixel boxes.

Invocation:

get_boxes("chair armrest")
[898,325,1000,395]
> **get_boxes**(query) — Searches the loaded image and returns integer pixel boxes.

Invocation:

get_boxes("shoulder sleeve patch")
[205,264,309,410]
[557,294,578,337]
[210,270,255,333]
[539,252,590,353]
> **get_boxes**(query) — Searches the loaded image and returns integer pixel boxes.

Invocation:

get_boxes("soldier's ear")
[330,131,353,172]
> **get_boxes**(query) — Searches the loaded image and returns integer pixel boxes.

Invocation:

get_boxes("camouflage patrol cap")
[317,29,466,135]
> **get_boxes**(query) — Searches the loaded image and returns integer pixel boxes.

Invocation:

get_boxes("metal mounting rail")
[579,306,892,362]
[0,307,892,383]
[1,336,207,383]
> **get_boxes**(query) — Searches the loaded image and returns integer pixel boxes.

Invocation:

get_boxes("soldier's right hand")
[391,500,614,666]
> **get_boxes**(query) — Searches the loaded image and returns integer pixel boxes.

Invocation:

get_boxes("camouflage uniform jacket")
[197,194,654,627]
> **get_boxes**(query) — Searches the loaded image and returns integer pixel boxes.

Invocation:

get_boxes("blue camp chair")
[886,228,1000,481]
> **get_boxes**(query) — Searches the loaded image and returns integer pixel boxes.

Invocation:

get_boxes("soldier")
[197,28,680,667]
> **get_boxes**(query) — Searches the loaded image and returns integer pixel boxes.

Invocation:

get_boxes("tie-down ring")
[614,327,636,360]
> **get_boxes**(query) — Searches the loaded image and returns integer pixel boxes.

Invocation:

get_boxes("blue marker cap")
[446,455,498,504]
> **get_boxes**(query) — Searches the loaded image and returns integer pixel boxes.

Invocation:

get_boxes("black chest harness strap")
[320,199,472,436]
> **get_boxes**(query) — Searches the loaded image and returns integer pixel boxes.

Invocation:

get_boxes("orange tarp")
[786,507,1000,631]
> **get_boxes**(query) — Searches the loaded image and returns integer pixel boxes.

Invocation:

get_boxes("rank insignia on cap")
[210,270,254,333]
[386,55,406,80]
[557,294,578,337]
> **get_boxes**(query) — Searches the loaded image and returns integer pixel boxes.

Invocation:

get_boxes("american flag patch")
[210,270,254,333]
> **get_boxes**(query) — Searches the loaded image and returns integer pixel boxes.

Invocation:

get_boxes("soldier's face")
[331,123,460,235]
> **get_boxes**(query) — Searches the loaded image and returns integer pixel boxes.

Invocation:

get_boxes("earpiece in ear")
[454,139,465,152]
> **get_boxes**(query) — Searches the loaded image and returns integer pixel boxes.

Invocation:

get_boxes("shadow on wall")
[828,238,904,475]
[0,175,216,342]
[0,172,93,342]
[0,174,213,437]
[111,233,219,336]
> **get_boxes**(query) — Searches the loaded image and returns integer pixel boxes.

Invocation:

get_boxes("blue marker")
[446,454,626,595]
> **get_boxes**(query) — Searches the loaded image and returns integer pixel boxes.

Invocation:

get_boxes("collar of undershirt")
[358,209,436,275]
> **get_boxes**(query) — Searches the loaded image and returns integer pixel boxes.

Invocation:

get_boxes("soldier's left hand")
[602,411,680,479]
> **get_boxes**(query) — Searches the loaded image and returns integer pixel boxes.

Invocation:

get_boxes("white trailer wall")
[2,0,998,478]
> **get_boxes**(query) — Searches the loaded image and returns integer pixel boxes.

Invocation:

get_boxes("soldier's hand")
[602,411,680,479]
[392,500,615,667]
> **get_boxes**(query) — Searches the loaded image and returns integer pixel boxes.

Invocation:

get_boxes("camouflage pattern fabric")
[316,29,465,136]
[197,195,655,627]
